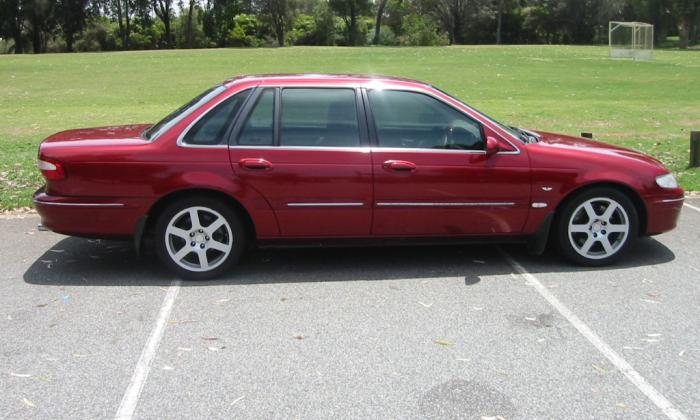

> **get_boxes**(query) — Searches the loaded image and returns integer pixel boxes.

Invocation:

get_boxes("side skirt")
[257,235,530,249]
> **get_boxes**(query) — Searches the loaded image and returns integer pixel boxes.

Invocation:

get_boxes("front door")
[365,89,531,236]
[228,87,372,237]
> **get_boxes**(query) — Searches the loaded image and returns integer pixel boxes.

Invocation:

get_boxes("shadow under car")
[23,235,676,287]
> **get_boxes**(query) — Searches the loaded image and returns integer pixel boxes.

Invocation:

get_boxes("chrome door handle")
[383,160,417,172]
[239,158,272,170]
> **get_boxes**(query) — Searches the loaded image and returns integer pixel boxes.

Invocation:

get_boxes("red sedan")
[34,74,684,279]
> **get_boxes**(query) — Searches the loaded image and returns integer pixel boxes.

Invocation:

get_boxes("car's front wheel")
[556,188,638,266]
[155,196,246,280]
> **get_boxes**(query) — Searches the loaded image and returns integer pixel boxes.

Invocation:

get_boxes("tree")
[57,0,89,51]
[423,0,470,44]
[495,0,518,43]
[329,0,370,45]
[111,0,132,49]
[203,0,240,46]
[312,0,336,45]
[259,0,291,46]
[372,0,389,44]
[24,0,56,53]
[0,0,25,53]
[179,0,198,48]
[522,0,565,43]
[642,0,675,44]
[153,0,174,48]
[674,0,700,47]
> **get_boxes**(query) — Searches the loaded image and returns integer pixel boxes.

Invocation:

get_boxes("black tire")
[555,187,638,267]
[154,196,246,280]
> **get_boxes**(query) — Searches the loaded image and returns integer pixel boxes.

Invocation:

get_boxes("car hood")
[531,130,666,169]
[43,124,152,143]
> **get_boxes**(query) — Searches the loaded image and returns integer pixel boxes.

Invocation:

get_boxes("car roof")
[223,73,432,89]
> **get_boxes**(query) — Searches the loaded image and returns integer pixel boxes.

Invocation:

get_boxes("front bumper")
[645,195,684,235]
[33,188,149,238]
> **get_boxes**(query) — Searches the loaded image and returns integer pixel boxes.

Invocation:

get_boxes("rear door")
[365,88,531,236]
[228,86,373,237]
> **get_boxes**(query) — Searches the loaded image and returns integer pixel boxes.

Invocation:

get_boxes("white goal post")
[609,21,654,60]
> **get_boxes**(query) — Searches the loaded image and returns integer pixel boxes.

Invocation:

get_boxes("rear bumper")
[645,195,684,235]
[33,188,149,238]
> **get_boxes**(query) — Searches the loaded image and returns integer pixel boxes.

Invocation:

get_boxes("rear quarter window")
[182,89,251,146]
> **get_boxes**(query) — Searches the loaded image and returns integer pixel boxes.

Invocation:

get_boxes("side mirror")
[486,136,500,156]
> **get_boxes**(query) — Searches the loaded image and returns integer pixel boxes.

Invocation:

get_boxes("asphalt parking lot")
[2,199,699,420]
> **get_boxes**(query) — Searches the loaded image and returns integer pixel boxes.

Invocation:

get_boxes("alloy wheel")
[164,206,233,272]
[567,197,630,260]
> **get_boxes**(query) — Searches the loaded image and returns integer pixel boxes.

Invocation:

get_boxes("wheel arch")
[142,188,257,246]
[554,181,648,236]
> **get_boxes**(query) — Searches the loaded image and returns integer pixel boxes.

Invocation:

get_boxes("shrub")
[291,13,316,45]
[226,14,261,47]
[398,14,448,46]
[75,18,118,51]
[0,39,11,54]
[373,25,399,46]
[312,2,337,46]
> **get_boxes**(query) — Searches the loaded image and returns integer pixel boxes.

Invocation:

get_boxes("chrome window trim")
[287,202,364,207]
[150,85,227,142]
[229,145,371,153]
[177,88,253,149]
[375,202,515,207]
[179,143,229,149]
[369,147,518,155]
[33,200,125,207]
[226,145,518,155]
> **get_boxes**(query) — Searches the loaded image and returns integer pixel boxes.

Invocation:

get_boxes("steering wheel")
[442,124,474,150]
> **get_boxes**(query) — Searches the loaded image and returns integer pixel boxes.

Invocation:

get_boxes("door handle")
[239,158,272,170]
[383,160,417,172]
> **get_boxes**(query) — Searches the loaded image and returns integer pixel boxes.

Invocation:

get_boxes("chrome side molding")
[286,202,364,207]
[32,199,125,208]
[375,202,515,207]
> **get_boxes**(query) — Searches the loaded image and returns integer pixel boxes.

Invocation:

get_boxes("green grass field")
[1,45,699,209]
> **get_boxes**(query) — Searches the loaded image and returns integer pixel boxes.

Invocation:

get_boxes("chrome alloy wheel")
[567,197,630,260]
[164,206,233,272]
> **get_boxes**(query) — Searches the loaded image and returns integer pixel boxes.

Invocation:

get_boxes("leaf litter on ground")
[592,363,608,375]
[230,395,245,406]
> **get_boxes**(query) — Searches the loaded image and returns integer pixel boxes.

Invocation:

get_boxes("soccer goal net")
[609,22,654,60]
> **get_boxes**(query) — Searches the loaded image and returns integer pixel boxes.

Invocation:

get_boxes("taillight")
[38,158,65,181]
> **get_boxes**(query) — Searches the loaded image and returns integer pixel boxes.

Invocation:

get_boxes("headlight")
[655,173,678,189]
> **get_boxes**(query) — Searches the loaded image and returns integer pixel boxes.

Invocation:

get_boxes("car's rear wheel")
[155,196,245,280]
[556,188,638,266]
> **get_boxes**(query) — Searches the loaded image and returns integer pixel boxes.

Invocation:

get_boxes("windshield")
[432,86,525,143]
[143,84,227,141]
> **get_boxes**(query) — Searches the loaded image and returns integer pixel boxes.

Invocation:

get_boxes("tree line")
[1,0,698,53]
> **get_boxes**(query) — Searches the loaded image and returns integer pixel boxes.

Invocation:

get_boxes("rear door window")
[280,88,360,147]
[237,88,275,146]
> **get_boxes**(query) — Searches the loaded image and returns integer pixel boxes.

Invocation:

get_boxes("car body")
[34,74,684,279]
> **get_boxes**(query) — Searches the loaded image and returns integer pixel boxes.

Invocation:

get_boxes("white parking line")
[115,280,181,420]
[684,202,700,213]
[500,249,687,420]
